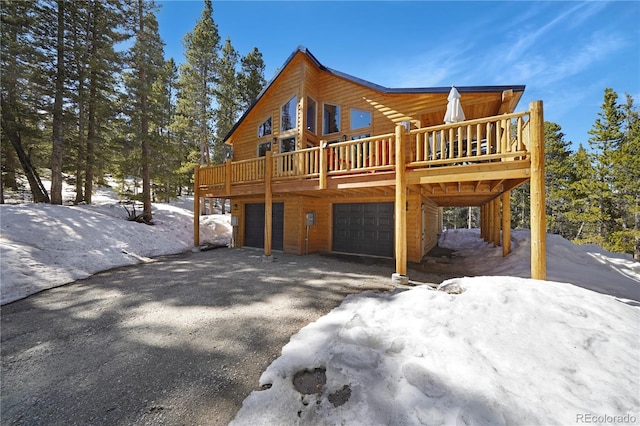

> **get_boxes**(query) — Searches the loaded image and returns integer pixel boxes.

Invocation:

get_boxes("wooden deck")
[196,109,532,208]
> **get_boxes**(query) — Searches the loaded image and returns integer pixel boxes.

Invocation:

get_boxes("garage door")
[245,203,284,250]
[332,203,394,257]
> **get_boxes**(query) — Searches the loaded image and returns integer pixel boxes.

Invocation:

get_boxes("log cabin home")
[194,47,547,281]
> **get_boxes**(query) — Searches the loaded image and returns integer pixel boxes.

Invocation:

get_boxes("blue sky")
[156,1,639,149]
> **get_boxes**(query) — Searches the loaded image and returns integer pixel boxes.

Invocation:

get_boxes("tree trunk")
[1,95,50,203]
[50,0,65,205]
[138,0,152,223]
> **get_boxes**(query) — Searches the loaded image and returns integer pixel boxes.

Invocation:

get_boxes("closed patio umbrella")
[444,86,465,124]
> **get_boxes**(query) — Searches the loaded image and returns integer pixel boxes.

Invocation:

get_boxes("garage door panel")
[245,203,283,251]
[332,203,394,258]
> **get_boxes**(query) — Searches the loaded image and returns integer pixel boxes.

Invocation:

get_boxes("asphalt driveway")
[1,248,452,425]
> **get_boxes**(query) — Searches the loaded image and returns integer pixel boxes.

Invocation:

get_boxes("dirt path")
[1,248,456,425]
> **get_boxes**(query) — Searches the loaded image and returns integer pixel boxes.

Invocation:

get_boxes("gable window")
[323,103,340,135]
[257,141,271,157]
[351,109,371,130]
[281,95,297,132]
[306,96,317,134]
[258,116,272,138]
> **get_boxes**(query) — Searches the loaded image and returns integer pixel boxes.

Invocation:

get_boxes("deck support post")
[393,124,408,283]
[264,150,273,258]
[194,165,200,247]
[225,158,232,195]
[319,140,327,190]
[529,100,546,280]
[502,190,511,256]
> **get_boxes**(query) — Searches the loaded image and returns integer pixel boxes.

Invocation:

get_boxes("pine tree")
[176,0,220,166]
[214,37,239,164]
[544,121,577,238]
[510,183,530,229]
[122,0,165,222]
[50,0,65,204]
[238,47,266,111]
[612,94,640,259]
[567,144,600,243]
[150,59,181,202]
[1,0,50,203]
[587,88,624,241]
[81,0,130,204]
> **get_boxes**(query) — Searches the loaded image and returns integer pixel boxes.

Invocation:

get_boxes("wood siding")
[227,51,519,162]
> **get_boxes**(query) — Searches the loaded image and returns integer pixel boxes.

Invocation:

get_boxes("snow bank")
[0,190,230,304]
[231,277,640,425]
[440,229,640,303]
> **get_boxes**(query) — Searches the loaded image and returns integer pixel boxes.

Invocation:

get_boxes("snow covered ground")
[231,233,639,425]
[0,182,230,305]
[1,181,639,425]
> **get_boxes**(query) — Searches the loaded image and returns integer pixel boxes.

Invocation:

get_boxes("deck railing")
[196,110,532,190]
[231,157,265,183]
[273,146,321,179]
[326,133,395,175]
[408,111,530,167]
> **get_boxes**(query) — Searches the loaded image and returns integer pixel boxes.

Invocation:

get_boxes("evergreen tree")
[176,0,220,166]
[1,0,50,202]
[123,0,165,222]
[214,37,239,164]
[80,0,130,204]
[510,183,530,229]
[150,58,181,202]
[50,0,65,205]
[567,144,600,243]
[612,94,640,259]
[587,88,624,240]
[238,47,266,111]
[544,121,577,238]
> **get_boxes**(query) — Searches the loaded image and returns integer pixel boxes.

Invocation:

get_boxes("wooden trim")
[529,100,546,280]
[394,125,407,275]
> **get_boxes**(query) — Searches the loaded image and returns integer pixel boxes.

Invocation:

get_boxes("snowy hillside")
[0,183,230,305]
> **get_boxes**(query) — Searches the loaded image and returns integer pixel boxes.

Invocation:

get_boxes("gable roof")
[224,46,526,143]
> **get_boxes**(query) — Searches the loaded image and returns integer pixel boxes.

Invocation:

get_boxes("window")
[281,95,297,132]
[258,116,272,137]
[279,137,296,153]
[351,134,371,140]
[323,103,340,135]
[257,141,271,157]
[350,109,371,130]
[306,96,317,134]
